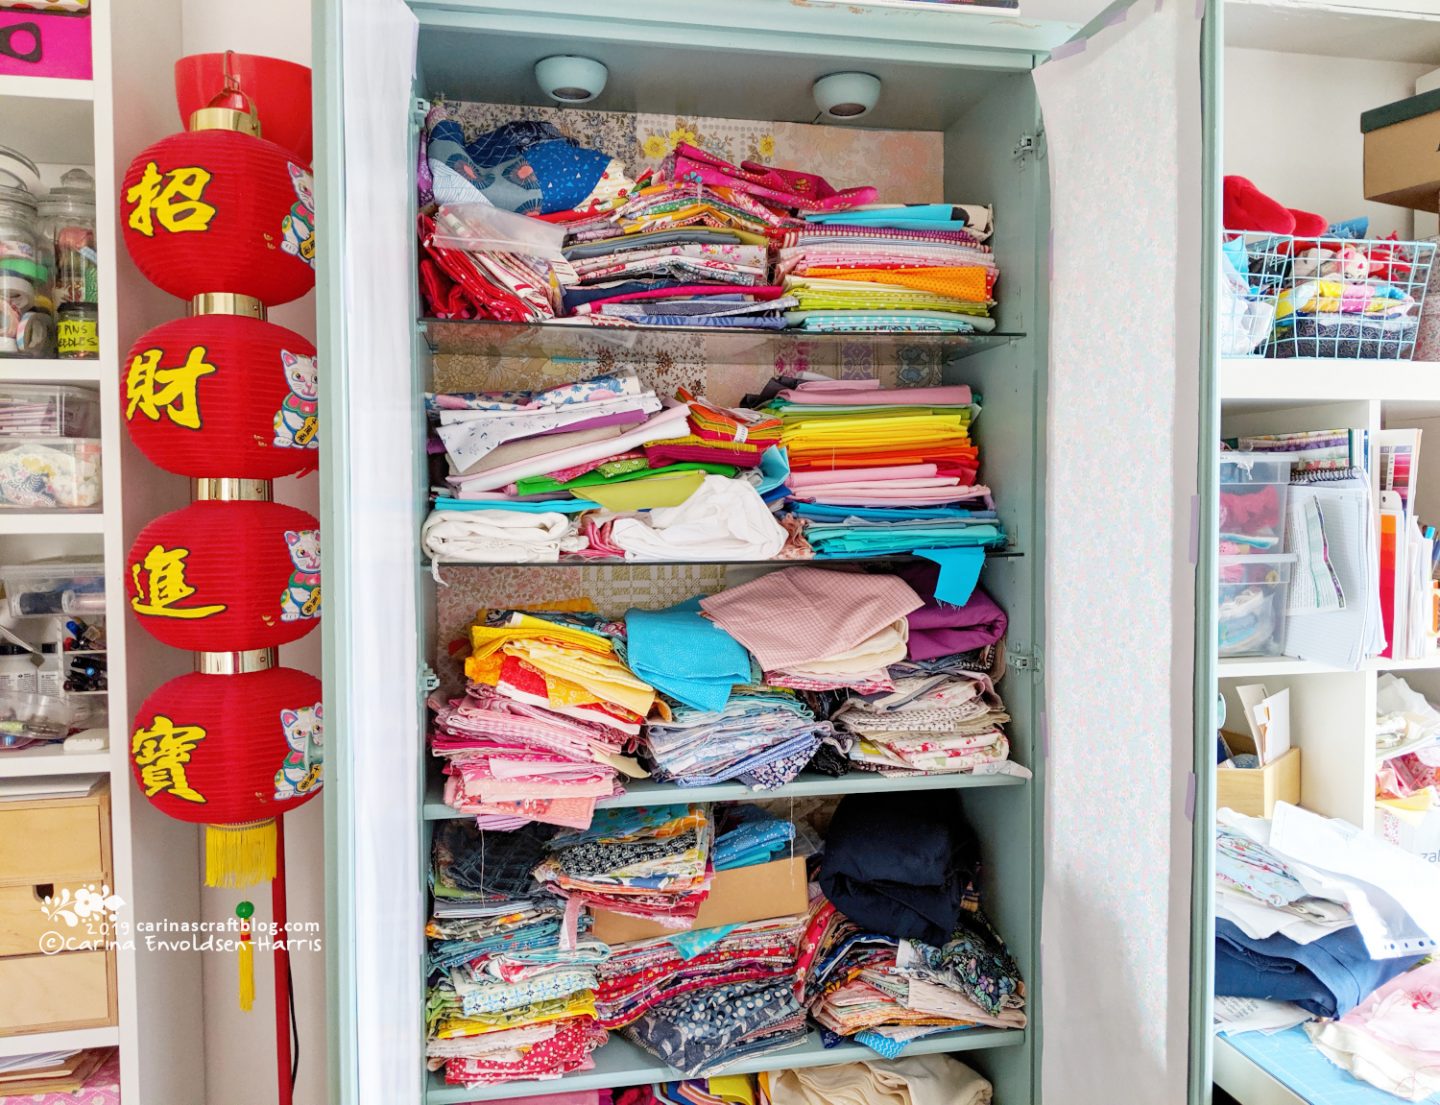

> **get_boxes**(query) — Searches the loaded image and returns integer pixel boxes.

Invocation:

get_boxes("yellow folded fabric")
[585,468,706,512]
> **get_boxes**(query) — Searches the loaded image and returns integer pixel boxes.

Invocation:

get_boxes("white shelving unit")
[0,3,200,1103]
[1216,6,1440,1101]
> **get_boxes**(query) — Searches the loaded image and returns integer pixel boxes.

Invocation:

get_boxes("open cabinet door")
[314,2,425,1104]
[1032,4,1205,1103]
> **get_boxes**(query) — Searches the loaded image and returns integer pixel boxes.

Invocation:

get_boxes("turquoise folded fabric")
[625,597,752,712]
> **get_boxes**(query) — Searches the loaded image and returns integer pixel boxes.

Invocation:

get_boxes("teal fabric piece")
[431,497,599,513]
[664,924,739,960]
[915,547,985,606]
[625,597,752,712]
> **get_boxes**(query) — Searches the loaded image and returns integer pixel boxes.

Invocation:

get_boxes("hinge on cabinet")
[1013,130,1045,163]
[1009,645,1043,678]
[412,98,431,129]
[420,663,440,695]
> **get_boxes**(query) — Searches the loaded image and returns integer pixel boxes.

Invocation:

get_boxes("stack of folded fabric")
[432,608,654,829]
[802,794,1027,1057]
[623,976,809,1076]
[643,688,831,790]
[1306,960,1440,1101]
[533,804,714,929]
[1212,802,1440,1098]
[760,378,1006,557]
[761,1055,995,1105]
[595,914,807,1031]
[833,670,1016,777]
[642,391,783,470]
[775,205,998,334]
[559,179,799,328]
[700,567,922,694]
[425,821,610,1087]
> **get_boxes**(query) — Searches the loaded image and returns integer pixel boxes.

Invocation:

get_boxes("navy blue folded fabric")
[818,792,979,944]
[1214,918,1424,1018]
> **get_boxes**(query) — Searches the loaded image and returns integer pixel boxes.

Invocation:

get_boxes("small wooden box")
[1217,731,1300,818]
[0,780,116,1035]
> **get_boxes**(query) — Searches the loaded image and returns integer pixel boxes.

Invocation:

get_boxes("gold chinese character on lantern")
[131,544,227,619]
[126,346,217,430]
[125,162,217,237]
[132,716,207,803]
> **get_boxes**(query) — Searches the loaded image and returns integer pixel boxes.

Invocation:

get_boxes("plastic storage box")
[1220,453,1293,555]
[1219,554,1296,657]
[1,557,104,618]
[0,384,100,438]
[0,691,76,747]
[0,437,101,508]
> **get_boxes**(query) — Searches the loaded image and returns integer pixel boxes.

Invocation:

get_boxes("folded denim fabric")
[1214,919,1424,1018]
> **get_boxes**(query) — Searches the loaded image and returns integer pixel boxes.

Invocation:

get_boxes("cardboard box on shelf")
[589,855,809,946]
[1363,89,1440,213]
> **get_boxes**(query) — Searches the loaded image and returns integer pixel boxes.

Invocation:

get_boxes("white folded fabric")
[607,475,787,561]
[451,404,692,494]
[420,510,586,563]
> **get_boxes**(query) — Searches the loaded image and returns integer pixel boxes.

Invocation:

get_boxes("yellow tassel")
[205,821,277,888]
[238,931,254,1011]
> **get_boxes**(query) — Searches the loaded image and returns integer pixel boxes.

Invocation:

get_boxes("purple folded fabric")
[898,562,1007,660]
[533,409,649,437]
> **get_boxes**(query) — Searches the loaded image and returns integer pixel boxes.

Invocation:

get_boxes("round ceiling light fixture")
[813,72,881,120]
[534,55,609,104]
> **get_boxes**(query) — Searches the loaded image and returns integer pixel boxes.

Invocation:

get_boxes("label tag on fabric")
[914,546,986,606]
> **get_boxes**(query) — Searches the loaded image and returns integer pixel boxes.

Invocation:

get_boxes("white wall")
[176,4,324,1105]
[1224,48,1431,240]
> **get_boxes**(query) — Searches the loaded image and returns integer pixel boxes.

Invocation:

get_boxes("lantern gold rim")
[188,106,262,137]
[190,293,266,320]
[196,649,277,675]
[192,477,274,502]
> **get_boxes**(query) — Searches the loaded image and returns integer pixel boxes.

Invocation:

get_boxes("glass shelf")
[421,317,1025,361]
[424,1027,1027,1104]
[423,547,1023,571]
[423,767,1026,821]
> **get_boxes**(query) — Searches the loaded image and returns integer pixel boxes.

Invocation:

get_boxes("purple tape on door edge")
[1190,493,1200,565]
[1105,5,1128,26]
[1195,0,1205,17]
[1185,772,1197,821]
[914,546,985,607]
[1048,37,1087,62]
[1039,710,1049,760]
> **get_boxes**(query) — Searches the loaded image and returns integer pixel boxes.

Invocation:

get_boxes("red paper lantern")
[131,664,323,886]
[175,53,313,162]
[127,499,321,651]
[120,127,315,305]
[122,315,319,479]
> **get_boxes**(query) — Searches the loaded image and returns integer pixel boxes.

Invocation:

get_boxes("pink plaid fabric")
[698,567,921,670]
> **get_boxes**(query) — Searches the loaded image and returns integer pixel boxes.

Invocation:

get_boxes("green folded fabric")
[516,461,737,497]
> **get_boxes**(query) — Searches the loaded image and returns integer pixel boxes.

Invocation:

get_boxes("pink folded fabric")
[572,284,786,314]
[699,566,921,670]
[788,464,938,487]
[777,383,974,406]
[450,404,692,492]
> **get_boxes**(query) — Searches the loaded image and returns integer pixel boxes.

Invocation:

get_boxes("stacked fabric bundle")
[762,378,1005,557]
[642,392,783,470]
[1213,804,1437,1022]
[643,689,831,790]
[623,977,809,1077]
[532,804,714,929]
[614,1076,759,1105]
[1305,961,1440,1102]
[433,608,653,829]
[595,915,807,1030]
[797,794,1026,1056]
[776,205,998,334]
[762,1055,995,1105]
[558,180,799,329]
[834,671,1015,777]
[700,567,921,694]
[425,821,610,1087]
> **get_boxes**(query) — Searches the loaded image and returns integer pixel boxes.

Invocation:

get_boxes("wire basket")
[1220,232,1437,360]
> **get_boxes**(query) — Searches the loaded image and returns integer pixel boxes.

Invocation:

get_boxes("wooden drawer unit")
[0,781,116,1034]
[0,951,115,1033]
[0,786,110,887]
